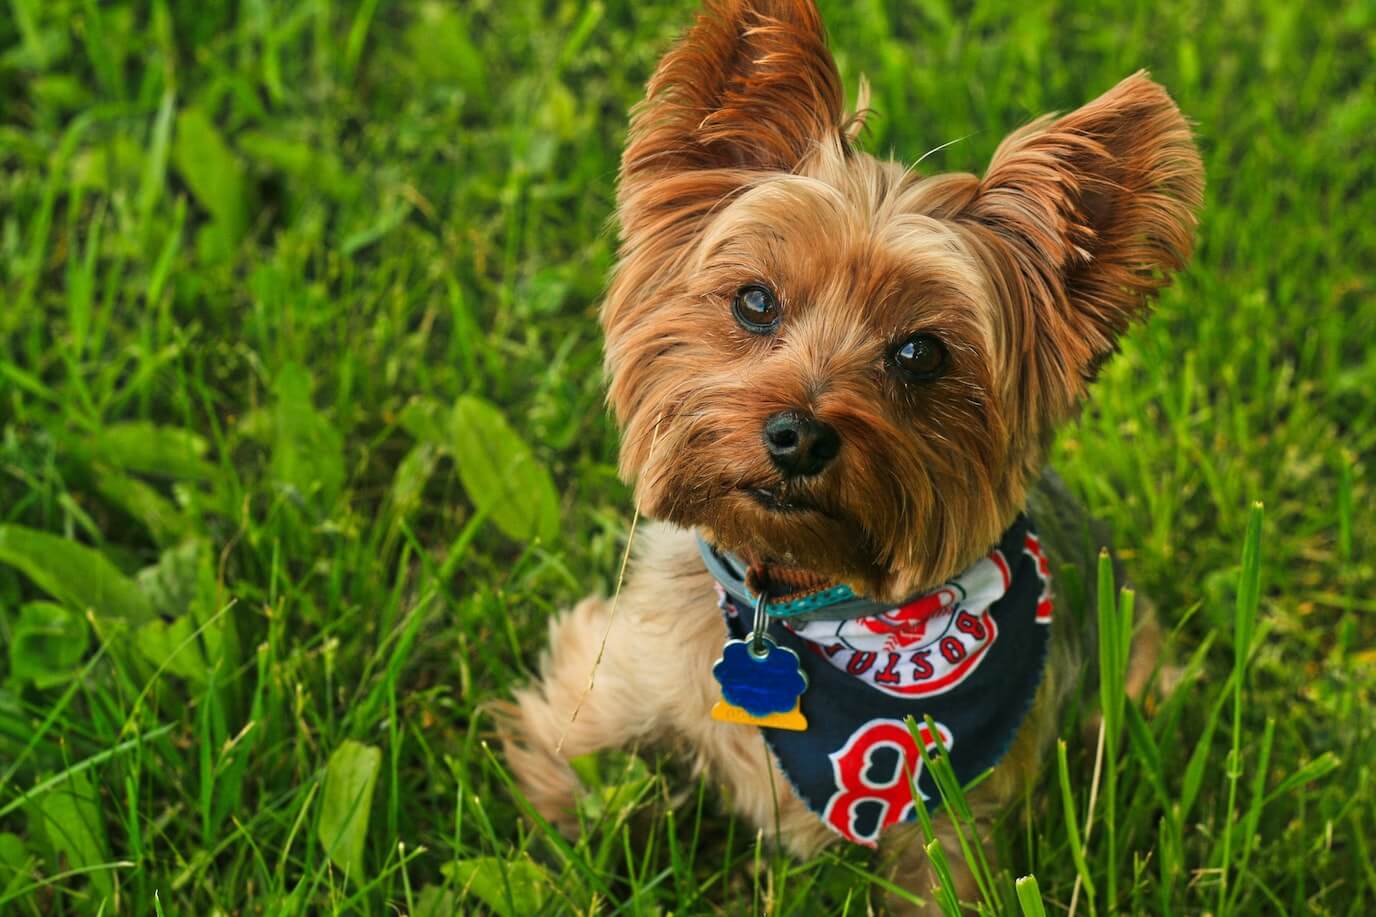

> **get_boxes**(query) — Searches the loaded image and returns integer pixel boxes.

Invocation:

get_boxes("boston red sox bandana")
[707,515,1053,846]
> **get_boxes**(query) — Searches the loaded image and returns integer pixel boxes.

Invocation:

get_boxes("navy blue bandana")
[708,515,1053,846]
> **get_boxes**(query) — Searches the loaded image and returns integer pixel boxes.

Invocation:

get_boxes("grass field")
[1,0,1374,913]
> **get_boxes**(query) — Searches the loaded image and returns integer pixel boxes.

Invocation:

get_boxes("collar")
[696,532,991,623]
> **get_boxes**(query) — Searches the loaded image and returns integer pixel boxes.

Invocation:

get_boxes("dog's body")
[501,475,1155,908]
[498,0,1200,909]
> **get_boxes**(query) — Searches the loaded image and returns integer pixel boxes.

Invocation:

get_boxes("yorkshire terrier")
[497,0,1203,909]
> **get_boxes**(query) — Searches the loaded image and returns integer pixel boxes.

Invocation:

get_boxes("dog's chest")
[712,516,1054,846]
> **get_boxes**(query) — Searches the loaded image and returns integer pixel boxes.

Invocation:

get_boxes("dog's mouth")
[740,485,824,515]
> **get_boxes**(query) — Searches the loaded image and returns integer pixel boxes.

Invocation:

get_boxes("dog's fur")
[497,1,1202,909]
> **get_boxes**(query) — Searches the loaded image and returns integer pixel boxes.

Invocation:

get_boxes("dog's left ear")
[617,1,848,239]
[963,72,1204,402]
[627,0,846,175]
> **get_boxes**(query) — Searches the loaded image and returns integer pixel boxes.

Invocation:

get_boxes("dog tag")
[710,636,808,731]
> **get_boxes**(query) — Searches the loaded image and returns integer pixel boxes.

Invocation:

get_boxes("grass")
[1,0,1373,912]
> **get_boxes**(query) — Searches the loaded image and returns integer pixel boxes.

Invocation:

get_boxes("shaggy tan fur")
[497,1,1202,910]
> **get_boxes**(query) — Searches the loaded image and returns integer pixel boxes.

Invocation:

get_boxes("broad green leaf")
[449,396,559,545]
[317,740,381,883]
[137,540,202,618]
[574,753,656,824]
[0,525,153,625]
[173,107,246,244]
[0,833,26,869]
[139,541,238,673]
[399,396,448,445]
[135,615,208,683]
[87,421,215,480]
[92,471,192,545]
[443,856,550,916]
[37,769,111,899]
[9,602,90,688]
[0,832,29,896]
[414,884,460,917]
[271,364,345,509]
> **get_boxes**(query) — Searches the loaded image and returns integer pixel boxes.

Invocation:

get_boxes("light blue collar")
[695,533,899,621]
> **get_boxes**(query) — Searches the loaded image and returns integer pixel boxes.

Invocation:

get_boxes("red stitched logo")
[821,718,953,846]
[788,551,1009,698]
[857,585,959,648]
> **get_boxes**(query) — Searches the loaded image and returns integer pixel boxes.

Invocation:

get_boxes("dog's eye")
[732,284,780,334]
[892,333,948,381]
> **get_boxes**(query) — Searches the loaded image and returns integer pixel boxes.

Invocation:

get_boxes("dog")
[496,0,1202,909]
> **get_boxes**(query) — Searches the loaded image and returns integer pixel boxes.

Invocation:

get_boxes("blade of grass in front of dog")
[908,775,963,916]
[909,716,997,908]
[1015,875,1048,917]
[924,839,964,917]
[1056,740,1096,913]
[1095,551,1127,908]
[1070,552,1122,916]
[1217,502,1264,915]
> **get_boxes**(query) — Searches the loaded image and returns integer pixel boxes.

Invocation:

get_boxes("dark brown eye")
[732,284,780,333]
[892,333,948,381]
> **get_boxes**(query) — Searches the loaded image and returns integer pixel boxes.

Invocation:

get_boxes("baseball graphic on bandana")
[784,550,1013,699]
[857,584,963,651]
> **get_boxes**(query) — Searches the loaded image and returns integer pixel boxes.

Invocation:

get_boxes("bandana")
[702,515,1053,846]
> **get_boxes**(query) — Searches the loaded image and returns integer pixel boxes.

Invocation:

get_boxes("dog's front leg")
[493,595,652,834]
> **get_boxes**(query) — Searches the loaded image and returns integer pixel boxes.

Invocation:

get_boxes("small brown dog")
[498,0,1202,909]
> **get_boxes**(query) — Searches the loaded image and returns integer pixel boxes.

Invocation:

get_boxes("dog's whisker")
[913,132,977,170]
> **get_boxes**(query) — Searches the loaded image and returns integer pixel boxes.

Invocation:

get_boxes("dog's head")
[603,0,1203,598]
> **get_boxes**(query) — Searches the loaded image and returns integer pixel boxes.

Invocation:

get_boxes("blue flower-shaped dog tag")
[710,637,808,731]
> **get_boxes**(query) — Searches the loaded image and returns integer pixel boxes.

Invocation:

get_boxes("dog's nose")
[763,411,840,478]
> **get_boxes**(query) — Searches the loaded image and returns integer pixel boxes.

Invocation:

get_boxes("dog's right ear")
[618,0,847,239]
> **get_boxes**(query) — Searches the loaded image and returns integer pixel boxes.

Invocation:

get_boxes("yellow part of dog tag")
[710,698,808,731]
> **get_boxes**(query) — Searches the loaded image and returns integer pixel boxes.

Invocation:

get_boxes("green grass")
[1,0,1373,912]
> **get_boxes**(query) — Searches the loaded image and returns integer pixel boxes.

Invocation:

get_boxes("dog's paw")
[489,695,584,836]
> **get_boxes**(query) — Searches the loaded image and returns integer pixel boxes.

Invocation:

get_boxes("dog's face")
[603,0,1202,599]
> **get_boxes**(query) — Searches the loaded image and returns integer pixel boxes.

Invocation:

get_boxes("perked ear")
[618,1,848,231]
[966,71,1204,391]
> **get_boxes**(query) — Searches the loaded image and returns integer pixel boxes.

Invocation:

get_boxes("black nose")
[763,411,841,478]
